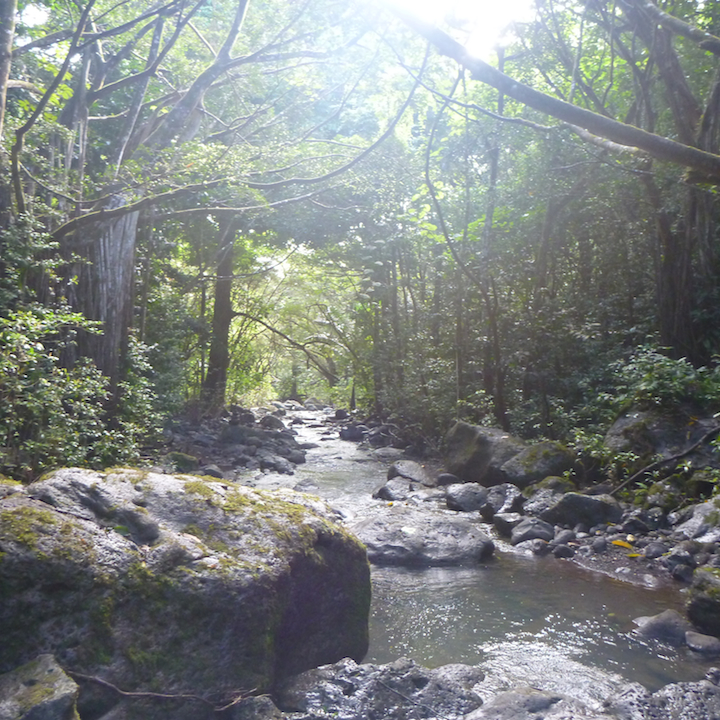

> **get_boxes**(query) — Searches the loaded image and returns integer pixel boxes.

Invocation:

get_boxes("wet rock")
[444,422,526,485]
[388,460,434,487]
[479,483,524,521]
[275,656,483,719]
[340,424,367,441]
[373,477,418,502]
[686,631,720,657]
[675,498,720,542]
[552,544,576,559]
[591,537,608,553]
[500,442,575,490]
[0,654,79,720]
[436,472,461,486]
[643,672,720,719]
[352,506,494,566]
[514,538,551,555]
[511,517,555,545]
[539,493,622,529]
[445,483,489,512]
[465,686,562,720]
[643,541,669,559]
[1,469,370,706]
[633,609,693,647]
[687,566,720,636]
[493,512,524,537]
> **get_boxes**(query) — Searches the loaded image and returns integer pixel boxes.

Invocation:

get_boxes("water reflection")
[253,414,715,701]
[368,558,714,701]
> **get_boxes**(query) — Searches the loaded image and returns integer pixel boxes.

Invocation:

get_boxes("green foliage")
[0,307,160,480]
[610,347,720,410]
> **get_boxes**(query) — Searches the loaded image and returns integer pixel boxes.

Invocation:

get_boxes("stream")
[242,410,716,708]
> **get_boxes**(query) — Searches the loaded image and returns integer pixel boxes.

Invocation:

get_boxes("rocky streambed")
[2,402,720,719]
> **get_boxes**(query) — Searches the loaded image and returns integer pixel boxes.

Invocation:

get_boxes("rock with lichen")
[0,653,79,720]
[0,468,370,719]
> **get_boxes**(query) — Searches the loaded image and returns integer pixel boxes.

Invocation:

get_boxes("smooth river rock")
[351,506,494,566]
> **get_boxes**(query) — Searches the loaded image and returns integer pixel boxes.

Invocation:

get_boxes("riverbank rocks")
[539,493,622,528]
[0,468,370,716]
[388,460,435,487]
[0,654,79,720]
[633,609,693,647]
[275,656,484,719]
[500,442,575,489]
[444,422,526,485]
[609,670,720,720]
[351,506,494,566]
[687,567,720,636]
[605,407,720,468]
[445,483,489,512]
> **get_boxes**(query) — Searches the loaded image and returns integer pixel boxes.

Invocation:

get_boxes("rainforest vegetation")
[1,0,720,481]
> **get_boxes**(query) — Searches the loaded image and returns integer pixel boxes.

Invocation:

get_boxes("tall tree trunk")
[202,219,239,409]
[0,0,17,231]
[71,202,139,396]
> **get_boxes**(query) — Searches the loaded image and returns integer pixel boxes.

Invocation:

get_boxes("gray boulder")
[372,476,419,502]
[465,686,562,720]
[511,517,555,545]
[351,506,494,566]
[444,422,526,485]
[479,483,525,521]
[675,498,720,542]
[388,460,434,487]
[633,609,693,647]
[686,631,720,657]
[687,567,720,636]
[539,493,622,528]
[0,468,370,709]
[445,483,489,512]
[0,654,78,720]
[500,442,575,489]
[493,512,524,537]
[604,408,720,470]
[275,656,483,719]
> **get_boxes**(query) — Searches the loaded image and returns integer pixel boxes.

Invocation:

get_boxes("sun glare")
[386,0,536,58]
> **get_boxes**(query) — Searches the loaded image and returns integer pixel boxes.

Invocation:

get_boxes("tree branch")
[388,3,720,182]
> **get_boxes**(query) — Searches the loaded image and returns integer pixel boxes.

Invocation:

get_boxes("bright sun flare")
[387,0,536,58]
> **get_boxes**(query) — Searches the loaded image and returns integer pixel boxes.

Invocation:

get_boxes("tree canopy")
[1,0,720,479]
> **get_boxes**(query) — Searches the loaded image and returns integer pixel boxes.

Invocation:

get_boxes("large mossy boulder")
[604,407,720,470]
[500,441,575,490]
[0,468,370,713]
[444,422,526,485]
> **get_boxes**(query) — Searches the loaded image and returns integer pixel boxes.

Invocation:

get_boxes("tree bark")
[70,199,139,395]
[0,0,17,230]
[202,219,239,409]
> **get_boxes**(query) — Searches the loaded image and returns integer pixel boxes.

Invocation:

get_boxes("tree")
[390,0,720,363]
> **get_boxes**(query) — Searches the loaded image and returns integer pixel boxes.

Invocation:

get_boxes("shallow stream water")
[246,411,716,707]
